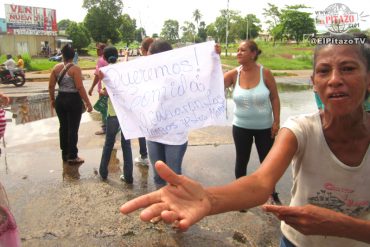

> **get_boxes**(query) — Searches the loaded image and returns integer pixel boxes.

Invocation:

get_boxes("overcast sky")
[1,0,369,35]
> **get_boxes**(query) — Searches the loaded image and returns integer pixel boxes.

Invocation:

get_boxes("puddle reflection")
[8,94,55,125]
[277,83,311,92]
[62,162,82,180]
[5,83,313,126]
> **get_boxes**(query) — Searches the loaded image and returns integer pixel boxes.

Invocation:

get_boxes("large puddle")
[4,83,314,123]
[3,83,317,142]
[1,83,317,178]
[4,83,316,127]
[0,82,318,246]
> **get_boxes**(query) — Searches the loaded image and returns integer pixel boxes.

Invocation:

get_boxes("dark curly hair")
[61,44,75,60]
[103,46,118,64]
[148,40,172,54]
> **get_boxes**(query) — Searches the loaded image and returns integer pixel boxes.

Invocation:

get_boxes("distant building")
[257,31,272,42]
[0,4,58,56]
[0,18,6,33]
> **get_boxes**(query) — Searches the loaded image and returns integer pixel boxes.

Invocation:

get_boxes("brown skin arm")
[48,64,60,109]
[263,68,281,137]
[88,75,100,96]
[263,204,370,243]
[120,128,297,231]
[70,66,92,112]
[224,69,238,89]
[207,128,296,214]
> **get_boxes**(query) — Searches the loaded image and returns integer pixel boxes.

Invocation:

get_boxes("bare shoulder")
[53,63,64,72]
[70,64,81,72]
[262,67,274,78]
[69,64,82,76]
[262,67,276,87]
[225,67,238,78]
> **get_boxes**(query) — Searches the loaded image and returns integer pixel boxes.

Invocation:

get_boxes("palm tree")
[193,9,202,33]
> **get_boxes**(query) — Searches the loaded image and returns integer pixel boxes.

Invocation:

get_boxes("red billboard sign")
[5,4,58,36]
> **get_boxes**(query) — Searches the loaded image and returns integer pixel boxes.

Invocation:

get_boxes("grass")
[24,57,97,72]
[1,41,315,72]
[221,41,314,70]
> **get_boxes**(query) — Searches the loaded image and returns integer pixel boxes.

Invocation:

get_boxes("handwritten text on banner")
[101,41,226,139]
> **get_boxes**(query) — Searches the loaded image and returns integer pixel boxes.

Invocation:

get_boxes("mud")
[0,74,316,246]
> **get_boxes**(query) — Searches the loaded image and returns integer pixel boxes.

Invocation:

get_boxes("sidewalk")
[26,68,95,82]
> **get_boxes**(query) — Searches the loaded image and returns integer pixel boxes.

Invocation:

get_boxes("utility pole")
[246,16,249,40]
[225,0,230,56]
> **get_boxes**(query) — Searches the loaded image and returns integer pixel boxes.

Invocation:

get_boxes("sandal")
[67,157,85,164]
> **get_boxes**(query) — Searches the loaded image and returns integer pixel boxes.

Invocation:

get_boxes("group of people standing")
[48,38,283,199]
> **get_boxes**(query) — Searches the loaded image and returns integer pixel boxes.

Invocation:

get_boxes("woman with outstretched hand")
[120,33,370,246]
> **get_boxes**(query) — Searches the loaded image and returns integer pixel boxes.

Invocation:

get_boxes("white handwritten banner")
[101,41,226,139]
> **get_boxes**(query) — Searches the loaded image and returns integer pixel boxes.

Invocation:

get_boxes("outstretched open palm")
[120,161,212,231]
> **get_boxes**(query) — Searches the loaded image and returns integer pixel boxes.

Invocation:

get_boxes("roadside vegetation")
[1,41,314,73]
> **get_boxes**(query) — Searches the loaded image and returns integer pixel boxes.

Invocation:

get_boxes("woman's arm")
[48,66,58,108]
[224,69,237,89]
[88,75,99,96]
[120,128,298,231]
[72,66,92,112]
[207,128,296,214]
[214,43,236,90]
[264,204,370,243]
[264,68,280,137]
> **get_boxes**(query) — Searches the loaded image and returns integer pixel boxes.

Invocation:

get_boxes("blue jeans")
[280,236,296,247]
[99,116,133,182]
[147,140,188,187]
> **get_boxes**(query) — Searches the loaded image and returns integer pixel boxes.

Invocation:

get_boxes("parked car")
[49,53,62,62]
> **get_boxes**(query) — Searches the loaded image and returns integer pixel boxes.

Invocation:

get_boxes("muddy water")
[0,84,317,246]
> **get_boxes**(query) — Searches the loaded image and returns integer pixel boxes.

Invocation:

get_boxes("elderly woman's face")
[312,45,369,115]
[236,42,256,64]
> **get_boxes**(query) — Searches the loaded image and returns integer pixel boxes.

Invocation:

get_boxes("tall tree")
[58,19,73,31]
[119,14,137,47]
[193,9,202,32]
[66,22,91,51]
[134,27,146,42]
[280,5,316,44]
[263,3,281,30]
[231,14,261,40]
[197,21,207,42]
[214,9,242,43]
[160,19,179,43]
[205,23,217,42]
[263,3,282,44]
[181,21,196,43]
[83,0,123,43]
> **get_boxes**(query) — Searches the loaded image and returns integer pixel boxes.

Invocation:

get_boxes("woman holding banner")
[98,46,134,183]
[146,40,189,189]
[222,40,282,205]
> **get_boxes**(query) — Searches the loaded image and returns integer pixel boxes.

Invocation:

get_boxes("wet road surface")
[0,76,316,246]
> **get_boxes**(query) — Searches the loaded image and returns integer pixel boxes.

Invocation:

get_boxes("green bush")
[21,53,31,70]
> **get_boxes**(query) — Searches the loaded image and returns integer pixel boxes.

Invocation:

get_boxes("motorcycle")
[0,67,26,87]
